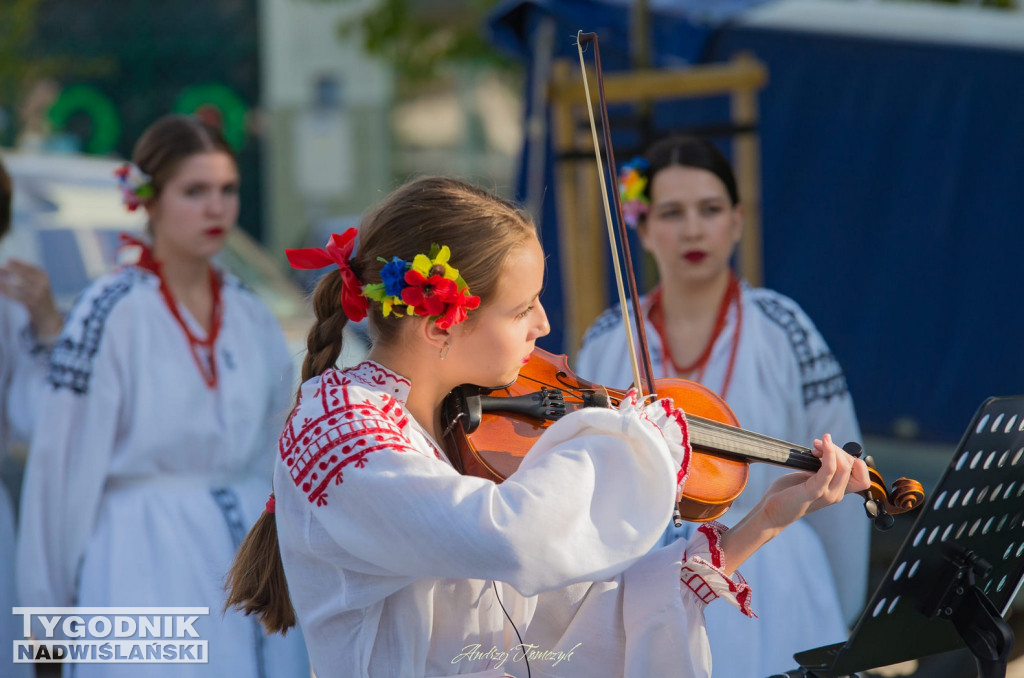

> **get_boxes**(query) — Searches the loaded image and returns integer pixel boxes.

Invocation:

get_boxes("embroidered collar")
[343,360,413,403]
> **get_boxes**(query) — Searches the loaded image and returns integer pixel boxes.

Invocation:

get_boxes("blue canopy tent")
[488,0,1024,442]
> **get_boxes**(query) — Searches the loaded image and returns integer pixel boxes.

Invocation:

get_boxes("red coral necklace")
[123,235,223,388]
[648,273,742,400]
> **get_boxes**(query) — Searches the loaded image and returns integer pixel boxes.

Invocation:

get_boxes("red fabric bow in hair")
[286,228,368,322]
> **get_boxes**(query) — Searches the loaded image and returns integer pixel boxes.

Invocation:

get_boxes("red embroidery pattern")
[698,522,724,569]
[680,567,719,605]
[350,361,411,389]
[736,579,754,618]
[683,522,756,618]
[659,398,692,487]
[279,362,427,506]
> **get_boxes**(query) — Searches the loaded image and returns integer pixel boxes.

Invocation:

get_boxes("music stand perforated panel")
[795,396,1024,676]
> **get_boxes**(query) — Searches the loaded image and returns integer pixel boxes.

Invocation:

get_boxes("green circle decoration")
[174,84,249,151]
[47,84,121,155]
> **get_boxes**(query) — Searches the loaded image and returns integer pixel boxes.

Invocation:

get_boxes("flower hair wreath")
[115,163,153,212]
[286,228,481,330]
[618,156,650,229]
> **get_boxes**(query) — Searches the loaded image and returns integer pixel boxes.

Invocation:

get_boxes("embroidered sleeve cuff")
[640,396,693,492]
[681,522,755,618]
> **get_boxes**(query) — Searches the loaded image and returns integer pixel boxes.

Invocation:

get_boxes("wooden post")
[730,52,764,288]
[546,55,769,355]
[549,60,586,351]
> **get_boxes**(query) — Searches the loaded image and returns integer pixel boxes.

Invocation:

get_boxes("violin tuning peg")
[842,442,863,458]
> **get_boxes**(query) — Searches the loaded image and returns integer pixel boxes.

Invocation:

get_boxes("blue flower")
[380,257,409,297]
[622,156,649,174]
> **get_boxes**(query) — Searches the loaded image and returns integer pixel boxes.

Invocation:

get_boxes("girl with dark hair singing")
[227,175,869,678]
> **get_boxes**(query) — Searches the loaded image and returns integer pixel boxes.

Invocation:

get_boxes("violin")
[441,30,924,530]
[441,347,924,530]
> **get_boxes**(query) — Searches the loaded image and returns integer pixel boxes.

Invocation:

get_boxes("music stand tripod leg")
[947,583,1014,678]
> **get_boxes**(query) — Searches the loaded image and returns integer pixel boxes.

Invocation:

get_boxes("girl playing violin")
[226,176,870,678]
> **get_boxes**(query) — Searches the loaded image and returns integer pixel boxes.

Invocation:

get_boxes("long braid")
[226,271,349,634]
[300,270,348,385]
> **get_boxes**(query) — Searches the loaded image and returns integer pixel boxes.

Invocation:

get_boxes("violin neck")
[687,416,822,472]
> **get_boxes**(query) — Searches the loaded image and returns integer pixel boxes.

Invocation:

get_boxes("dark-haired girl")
[577,136,869,676]
[226,175,869,678]
[17,115,309,676]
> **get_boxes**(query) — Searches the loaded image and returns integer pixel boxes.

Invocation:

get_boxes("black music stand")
[783,396,1023,678]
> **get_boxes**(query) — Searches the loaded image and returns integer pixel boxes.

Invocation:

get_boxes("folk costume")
[576,283,869,677]
[274,360,756,678]
[1,297,51,678]
[16,258,309,677]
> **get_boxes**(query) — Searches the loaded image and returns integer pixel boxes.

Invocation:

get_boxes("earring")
[439,341,450,361]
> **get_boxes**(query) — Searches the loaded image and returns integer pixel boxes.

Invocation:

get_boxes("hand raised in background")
[0,258,62,339]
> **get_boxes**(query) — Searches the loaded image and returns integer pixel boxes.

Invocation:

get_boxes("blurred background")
[2,0,1023,675]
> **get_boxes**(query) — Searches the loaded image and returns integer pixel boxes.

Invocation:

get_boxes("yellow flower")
[363,282,407,317]
[410,245,457,281]
[621,169,647,202]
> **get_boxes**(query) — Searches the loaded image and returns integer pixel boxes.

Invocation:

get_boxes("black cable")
[492,580,530,678]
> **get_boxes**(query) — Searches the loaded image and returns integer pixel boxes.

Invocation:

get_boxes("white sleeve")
[524,522,753,678]
[3,306,55,446]
[280,389,686,597]
[16,295,127,610]
[622,522,754,678]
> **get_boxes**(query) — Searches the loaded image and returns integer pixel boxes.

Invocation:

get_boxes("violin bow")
[575,31,657,400]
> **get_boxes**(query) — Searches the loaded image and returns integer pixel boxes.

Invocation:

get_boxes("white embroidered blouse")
[274,361,754,678]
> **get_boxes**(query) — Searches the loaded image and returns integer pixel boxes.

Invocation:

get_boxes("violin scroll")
[887,477,926,512]
[860,453,925,531]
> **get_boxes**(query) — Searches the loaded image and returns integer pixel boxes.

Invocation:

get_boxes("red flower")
[402,270,458,317]
[436,289,481,329]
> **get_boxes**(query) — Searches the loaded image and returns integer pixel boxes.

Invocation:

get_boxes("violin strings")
[511,373,816,467]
